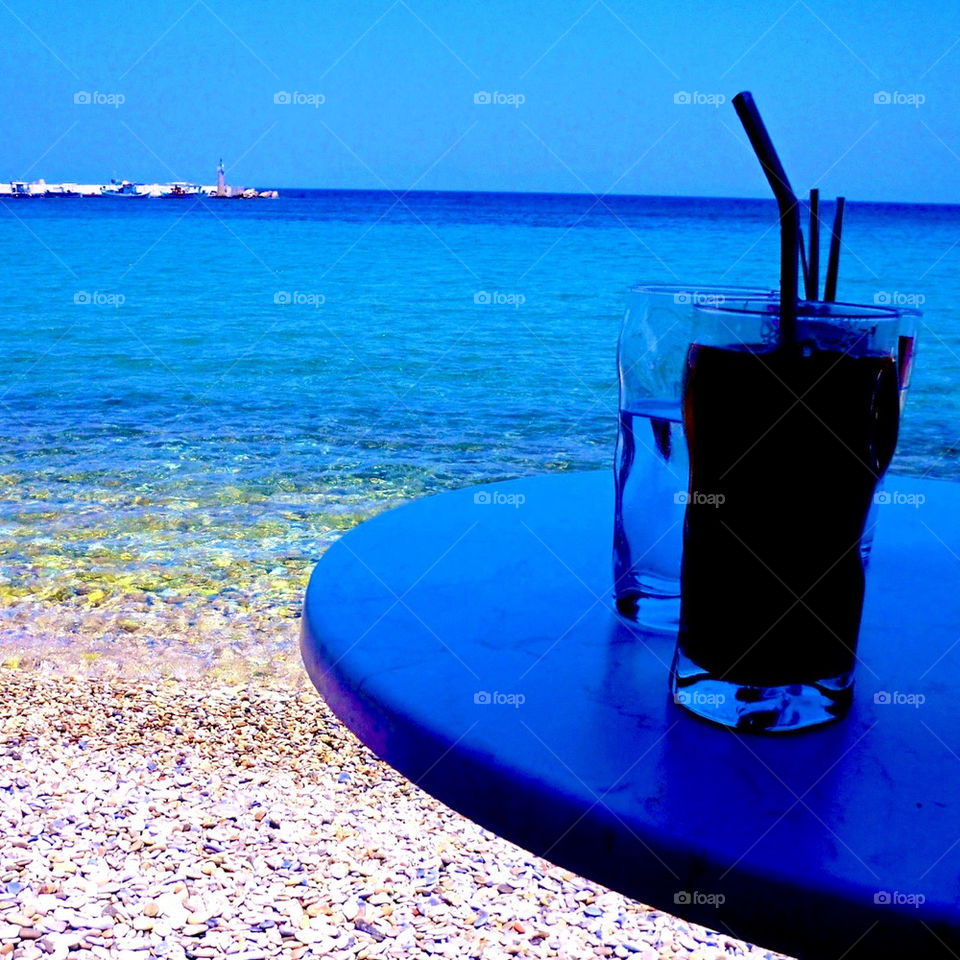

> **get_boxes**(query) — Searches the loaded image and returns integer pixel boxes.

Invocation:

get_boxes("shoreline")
[0,645,793,959]
[0,601,304,686]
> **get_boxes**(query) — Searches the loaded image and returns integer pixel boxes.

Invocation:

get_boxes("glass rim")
[693,298,900,322]
[628,282,778,296]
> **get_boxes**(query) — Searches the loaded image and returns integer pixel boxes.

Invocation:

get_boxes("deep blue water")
[1,190,958,596]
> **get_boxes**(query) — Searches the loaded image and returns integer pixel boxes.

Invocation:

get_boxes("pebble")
[0,672,795,960]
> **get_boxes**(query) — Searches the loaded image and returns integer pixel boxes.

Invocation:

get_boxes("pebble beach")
[0,615,793,960]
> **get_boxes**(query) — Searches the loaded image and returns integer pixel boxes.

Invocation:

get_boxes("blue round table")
[300,471,960,958]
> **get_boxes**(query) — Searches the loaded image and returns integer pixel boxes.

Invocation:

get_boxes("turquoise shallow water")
[1,191,958,609]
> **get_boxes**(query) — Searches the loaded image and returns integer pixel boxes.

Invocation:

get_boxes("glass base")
[671,648,853,733]
[614,571,680,632]
[614,586,679,634]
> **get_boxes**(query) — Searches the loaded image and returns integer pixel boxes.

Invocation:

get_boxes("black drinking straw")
[823,196,845,302]
[732,92,799,346]
[799,226,810,296]
[808,188,820,300]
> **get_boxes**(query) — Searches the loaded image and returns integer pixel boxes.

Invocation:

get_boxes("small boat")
[101,181,146,198]
[159,182,201,198]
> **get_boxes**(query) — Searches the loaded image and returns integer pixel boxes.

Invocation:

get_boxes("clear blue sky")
[3,0,958,202]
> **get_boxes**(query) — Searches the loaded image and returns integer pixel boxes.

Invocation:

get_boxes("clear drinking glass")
[862,305,921,563]
[613,284,777,631]
[671,299,901,732]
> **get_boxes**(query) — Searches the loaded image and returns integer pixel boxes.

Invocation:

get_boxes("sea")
[1,190,958,629]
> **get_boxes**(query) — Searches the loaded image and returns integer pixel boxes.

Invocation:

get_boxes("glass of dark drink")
[671,299,901,732]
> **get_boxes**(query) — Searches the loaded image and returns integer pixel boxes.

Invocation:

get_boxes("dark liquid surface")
[678,344,900,685]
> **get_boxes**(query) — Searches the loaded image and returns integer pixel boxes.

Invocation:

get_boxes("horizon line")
[251,187,960,208]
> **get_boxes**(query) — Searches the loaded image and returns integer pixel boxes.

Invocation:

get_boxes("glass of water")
[613,283,777,631]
